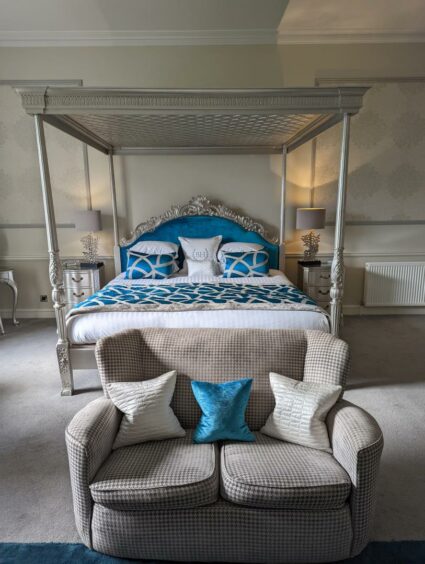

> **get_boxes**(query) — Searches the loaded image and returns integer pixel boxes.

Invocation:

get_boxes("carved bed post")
[108,152,121,275]
[279,145,287,271]
[34,115,73,395]
[330,113,351,337]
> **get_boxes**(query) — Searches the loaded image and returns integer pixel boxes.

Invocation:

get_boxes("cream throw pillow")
[261,372,341,452]
[107,371,185,449]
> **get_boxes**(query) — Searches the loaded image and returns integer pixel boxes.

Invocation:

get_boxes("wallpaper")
[313,82,425,222]
[0,86,86,224]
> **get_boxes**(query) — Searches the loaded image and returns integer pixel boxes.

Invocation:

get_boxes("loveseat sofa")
[66,328,383,563]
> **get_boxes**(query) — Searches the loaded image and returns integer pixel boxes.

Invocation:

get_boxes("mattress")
[67,270,330,345]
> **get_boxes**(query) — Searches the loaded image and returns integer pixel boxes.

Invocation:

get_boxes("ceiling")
[0,0,424,46]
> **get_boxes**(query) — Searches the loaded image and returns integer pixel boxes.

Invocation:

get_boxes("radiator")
[364,262,425,306]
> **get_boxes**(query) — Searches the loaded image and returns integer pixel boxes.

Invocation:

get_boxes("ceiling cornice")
[278,30,425,45]
[0,29,277,47]
[1,28,424,47]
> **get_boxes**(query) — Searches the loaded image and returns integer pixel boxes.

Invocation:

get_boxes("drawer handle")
[73,291,85,298]
[318,289,330,296]
[319,274,330,279]
[71,276,83,283]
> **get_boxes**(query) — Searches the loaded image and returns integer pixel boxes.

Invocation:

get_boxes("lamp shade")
[75,210,102,232]
[296,208,326,230]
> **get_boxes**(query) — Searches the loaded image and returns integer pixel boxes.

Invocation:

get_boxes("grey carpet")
[0,317,424,542]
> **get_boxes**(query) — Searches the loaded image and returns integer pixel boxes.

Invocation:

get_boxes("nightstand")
[63,263,105,311]
[297,261,332,313]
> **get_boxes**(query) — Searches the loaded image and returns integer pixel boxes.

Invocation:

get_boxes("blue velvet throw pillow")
[222,250,269,278]
[191,378,255,443]
[125,251,178,280]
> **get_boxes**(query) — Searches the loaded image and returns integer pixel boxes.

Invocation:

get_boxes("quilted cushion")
[90,431,219,510]
[221,432,351,510]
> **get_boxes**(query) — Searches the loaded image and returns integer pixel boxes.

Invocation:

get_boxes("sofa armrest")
[65,397,121,548]
[327,400,384,556]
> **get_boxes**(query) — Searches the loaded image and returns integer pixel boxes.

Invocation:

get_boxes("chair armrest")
[65,397,121,548]
[327,400,384,556]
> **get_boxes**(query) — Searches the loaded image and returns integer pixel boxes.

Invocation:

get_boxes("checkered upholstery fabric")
[220,432,351,510]
[90,431,219,510]
[327,400,384,556]
[91,499,353,563]
[62,329,383,561]
[304,330,350,389]
[65,398,121,547]
[95,328,311,430]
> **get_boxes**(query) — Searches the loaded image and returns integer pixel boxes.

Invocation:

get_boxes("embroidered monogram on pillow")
[261,372,341,452]
[178,236,222,277]
[107,371,185,449]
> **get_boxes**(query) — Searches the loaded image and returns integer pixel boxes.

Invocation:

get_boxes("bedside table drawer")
[308,286,331,301]
[307,269,331,286]
[64,270,96,288]
[66,288,92,304]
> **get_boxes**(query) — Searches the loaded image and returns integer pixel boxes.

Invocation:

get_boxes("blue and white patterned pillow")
[125,252,179,280]
[222,250,269,278]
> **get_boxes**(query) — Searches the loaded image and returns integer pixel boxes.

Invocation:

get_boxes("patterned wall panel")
[0,86,86,224]
[313,82,425,222]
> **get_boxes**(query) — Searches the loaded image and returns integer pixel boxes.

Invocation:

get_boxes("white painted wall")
[1,43,425,316]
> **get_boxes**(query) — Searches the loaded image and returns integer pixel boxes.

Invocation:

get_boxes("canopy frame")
[20,86,366,394]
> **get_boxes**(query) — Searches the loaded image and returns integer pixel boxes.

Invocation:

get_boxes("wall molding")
[0,223,75,229]
[0,79,83,87]
[0,255,114,261]
[1,253,424,261]
[286,251,425,259]
[2,304,424,320]
[0,29,277,47]
[1,29,424,48]
[278,30,425,45]
[0,308,55,319]
[315,74,425,86]
[343,305,425,316]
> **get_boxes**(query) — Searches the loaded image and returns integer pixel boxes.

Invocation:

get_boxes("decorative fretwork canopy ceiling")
[17,86,368,155]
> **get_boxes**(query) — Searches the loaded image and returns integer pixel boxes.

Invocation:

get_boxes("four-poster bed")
[17,86,367,395]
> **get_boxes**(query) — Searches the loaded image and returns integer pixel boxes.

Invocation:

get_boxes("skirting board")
[343,305,425,315]
[2,306,425,320]
[0,308,55,319]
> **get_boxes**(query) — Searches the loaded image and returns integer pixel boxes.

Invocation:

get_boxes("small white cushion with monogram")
[261,372,341,452]
[107,370,185,449]
[178,236,222,277]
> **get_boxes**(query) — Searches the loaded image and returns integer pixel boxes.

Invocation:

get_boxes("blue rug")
[1,541,425,564]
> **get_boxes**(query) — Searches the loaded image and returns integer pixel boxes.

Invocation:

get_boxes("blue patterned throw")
[191,378,255,443]
[125,252,178,280]
[71,282,317,313]
[222,250,269,278]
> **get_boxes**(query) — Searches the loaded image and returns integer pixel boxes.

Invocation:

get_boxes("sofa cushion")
[221,432,351,510]
[90,431,218,510]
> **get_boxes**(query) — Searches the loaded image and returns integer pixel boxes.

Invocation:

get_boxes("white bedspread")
[67,270,330,344]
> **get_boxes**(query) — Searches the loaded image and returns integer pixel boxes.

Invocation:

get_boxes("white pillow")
[261,372,341,452]
[107,371,185,449]
[218,242,264,272]
[129,240,179,257]
[178,236,222,277]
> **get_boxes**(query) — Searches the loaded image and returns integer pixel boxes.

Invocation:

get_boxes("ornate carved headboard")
[119,196,279,272]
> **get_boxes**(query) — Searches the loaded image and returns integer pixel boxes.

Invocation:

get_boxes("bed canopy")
[18,86,367,395]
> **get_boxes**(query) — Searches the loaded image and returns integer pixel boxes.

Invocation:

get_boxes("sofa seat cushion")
[90,431,218,510]
[221,432,351,510]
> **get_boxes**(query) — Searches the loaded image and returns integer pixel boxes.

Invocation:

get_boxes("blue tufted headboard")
[119,201,280,273]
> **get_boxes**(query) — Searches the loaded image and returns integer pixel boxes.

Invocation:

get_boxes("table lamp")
[296,208,326,265]
[75,210,102,267]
